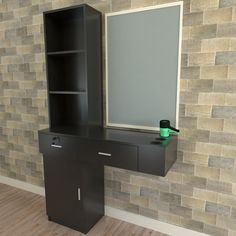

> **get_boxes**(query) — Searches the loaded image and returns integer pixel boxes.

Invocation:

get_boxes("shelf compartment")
[48,53,86,92]
[47,50,85,56]
[45,7,84,52]
[49,91,86,95]
[49,94,87,128]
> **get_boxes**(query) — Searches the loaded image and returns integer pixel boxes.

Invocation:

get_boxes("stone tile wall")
[0,0,236,235]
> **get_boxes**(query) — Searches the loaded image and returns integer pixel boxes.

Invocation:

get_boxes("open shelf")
[44,4,102,129]
[47,50,85,55]
[49,94,87,128]
[47,53,86,92]
[45,7,84,52]
[49,91,86,95]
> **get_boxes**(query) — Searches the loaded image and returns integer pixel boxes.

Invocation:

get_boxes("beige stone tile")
[217,22,236,37]
[165,171,183,184]
[223,119,236,132]
[218,193,236,206]
[149,198,169,212]
[190,24,217,39]
[233,6,236,21]
[131,0,153,8]
[229,230,236,236]
[183,151,209,166]
[182,39,201,53]
[220,0,236,8]
[181,66,200,79]
[201,65,228,79]
[217,215,236,231]
[228,66,236,79]
[213,80,236,93]
[180,218,204,232]
[180,91,198,104]
[188,79,213,92]
[207,179,232,194]
[182,26,191,40]
[180,79,188,91]
[193,210,217,225]
[196,142,222,156]
[201,39,230,53]
[121,183,140,195]
[198,93,225,105]
[195,166,220,181]
[88,1,111,13]
[225,94,236,105]
[191,0,219,12]
[216,51,236,65]
[188,53,215,66]
[158,211,182,226]
[204,7,233,24]
[198,117,224,131]
[204,223,228,236]
[193,188,218,202]
[111,0,131,11]
[183,12,203,26]
[212,106,236,119]
[230,39,236,50]
[210,131,236,146]
[186,104,212,117]
[181,128,209,142]
[220,169,236,183]
[179,116,197,128]
[181,196,205,211]
[130,195,149,208]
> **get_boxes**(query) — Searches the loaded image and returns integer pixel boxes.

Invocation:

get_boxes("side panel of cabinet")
[138,145,165,176]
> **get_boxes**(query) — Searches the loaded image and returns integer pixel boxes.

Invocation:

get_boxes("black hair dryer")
[159,120,179,138]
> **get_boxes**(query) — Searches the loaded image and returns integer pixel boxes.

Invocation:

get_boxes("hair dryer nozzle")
[160,120,179,133]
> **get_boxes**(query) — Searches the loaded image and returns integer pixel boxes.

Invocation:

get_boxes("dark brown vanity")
[39,4,177,234]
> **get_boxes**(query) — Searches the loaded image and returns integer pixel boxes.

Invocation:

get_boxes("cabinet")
[39,3,178,234]
[39,134,104,233]
[44,4,102,128]
[39,127,177,233]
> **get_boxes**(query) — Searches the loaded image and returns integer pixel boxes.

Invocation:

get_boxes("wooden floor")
[0,183,168,236]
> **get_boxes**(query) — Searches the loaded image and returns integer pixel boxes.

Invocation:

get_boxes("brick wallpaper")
[0,0,236,235]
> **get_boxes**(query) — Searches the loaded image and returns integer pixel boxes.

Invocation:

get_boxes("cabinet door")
[41,134,104,233]
[42,135,84,231]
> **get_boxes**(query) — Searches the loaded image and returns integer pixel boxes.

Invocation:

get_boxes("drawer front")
[38,133,77,155]
[96,141,138,171]
[39,133,100,164]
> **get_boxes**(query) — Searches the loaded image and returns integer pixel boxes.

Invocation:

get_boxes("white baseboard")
[105,206,209,236]
[0,175,45,196]
[0,176,208,236]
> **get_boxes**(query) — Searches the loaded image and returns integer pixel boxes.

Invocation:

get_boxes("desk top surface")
[39,125,177,146]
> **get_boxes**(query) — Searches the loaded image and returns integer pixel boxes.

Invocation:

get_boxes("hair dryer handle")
[169,126,179,133]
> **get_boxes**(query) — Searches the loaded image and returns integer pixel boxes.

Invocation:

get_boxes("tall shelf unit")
[44,4,102,129]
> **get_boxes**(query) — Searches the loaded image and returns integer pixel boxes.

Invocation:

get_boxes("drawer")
[96,141,138,171]
[38,133,77,155]
[39,133,100,164]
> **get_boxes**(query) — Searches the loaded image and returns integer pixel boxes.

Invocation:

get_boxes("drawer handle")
[78,188,81,201]
[98,152,112,157]
[51,144,62,148]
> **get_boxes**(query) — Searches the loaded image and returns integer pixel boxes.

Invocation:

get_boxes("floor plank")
[0,183,168,236]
